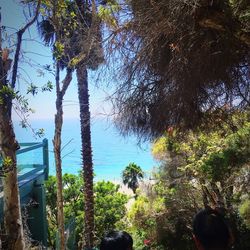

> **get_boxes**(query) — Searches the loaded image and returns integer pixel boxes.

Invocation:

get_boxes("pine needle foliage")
[113,0,250,140]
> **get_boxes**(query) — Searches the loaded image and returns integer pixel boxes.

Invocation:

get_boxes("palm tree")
[75,1,103,247]
[122,163,144,195]
[39,1,103,248]
[76,64,95,248]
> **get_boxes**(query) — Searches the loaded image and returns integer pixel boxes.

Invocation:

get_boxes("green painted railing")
[0,138,49,247]
[17,139,49,180]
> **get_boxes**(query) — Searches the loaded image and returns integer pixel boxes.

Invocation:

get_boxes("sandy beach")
[112,179,156,210]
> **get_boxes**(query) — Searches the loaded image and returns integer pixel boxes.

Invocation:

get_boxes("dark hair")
[193,208,231,250]
[100,231,133,250]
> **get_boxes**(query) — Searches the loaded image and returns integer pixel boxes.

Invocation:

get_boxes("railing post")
[43,139,49,180]
[28,181,48,247]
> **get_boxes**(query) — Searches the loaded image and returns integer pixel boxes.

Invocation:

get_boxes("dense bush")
[123,111,250,249]
[45,174,128,249]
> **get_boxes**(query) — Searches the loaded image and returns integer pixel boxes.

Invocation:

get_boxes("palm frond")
[38,19,55,46]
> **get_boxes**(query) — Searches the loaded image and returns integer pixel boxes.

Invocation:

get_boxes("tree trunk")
[0,112,25,250]
[0,58,24,250]
[53,66,72,250]
[0,16,25,249]
[53,65,65,250]
[76,64,94,249]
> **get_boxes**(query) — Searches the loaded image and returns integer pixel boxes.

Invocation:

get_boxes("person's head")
[100,230,133,250]
[193,208,232,250]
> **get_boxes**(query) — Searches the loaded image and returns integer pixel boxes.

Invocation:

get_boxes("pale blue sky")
[1,0,113,121]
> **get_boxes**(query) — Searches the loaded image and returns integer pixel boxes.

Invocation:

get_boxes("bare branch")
[11,0,41,89]
[60,68,73,97]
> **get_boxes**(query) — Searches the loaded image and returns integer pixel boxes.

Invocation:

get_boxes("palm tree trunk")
[76,64,94,249]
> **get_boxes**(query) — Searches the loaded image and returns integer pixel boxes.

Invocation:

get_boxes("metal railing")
[0,139,49,246]
[17,139,49,180]
[0,138,49,213]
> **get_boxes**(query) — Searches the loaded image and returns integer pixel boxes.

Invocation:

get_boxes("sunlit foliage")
[45,174,128,248]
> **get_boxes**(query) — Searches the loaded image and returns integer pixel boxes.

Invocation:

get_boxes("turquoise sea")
[14,118,156,181]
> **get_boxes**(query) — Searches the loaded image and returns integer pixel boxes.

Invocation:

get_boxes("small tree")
[122,163,144,195]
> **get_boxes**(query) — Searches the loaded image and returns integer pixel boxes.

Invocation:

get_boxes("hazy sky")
[1,0,113,121]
